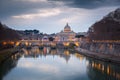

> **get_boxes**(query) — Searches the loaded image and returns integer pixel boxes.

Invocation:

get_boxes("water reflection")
[87,58,120,80]
[23,47,71,63]
[0,47,120,80]
[0,52,23,80]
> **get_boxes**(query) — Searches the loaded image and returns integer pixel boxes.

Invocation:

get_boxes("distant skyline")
[0,0,120,33]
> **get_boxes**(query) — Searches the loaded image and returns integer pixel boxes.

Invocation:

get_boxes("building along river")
[0,46,120,80]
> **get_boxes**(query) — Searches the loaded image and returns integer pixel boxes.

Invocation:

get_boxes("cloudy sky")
[0,0,120,33]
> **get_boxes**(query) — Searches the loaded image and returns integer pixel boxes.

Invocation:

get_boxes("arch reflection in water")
[87,58,120,80]
[0,46,120,80]
[23,47,71,63]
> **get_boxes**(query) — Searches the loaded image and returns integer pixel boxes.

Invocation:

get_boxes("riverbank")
[75,48,120,64]
[0,48,19,64]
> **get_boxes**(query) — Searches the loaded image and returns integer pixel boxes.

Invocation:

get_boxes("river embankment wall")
[79,42,120,56]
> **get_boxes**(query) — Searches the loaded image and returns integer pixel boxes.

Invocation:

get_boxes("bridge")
[15,40,80,47]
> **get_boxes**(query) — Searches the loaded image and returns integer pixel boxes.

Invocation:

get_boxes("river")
[0,46,120,80]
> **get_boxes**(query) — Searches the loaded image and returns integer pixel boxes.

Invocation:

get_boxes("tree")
[75,35,85,41]
[24,29,39,35]
[49,37,54,41]
[75,35,84,38]
[33,29,39,34]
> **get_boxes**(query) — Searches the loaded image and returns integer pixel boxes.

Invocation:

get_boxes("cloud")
[3,6,118,33]
[12,8,61,19]
[49,0,120,9]
[17,0,47,2]
[18,61,59,73]
[0,0,57,19]
[0,0,120,20]
[58,8,89,23]
[0,0,120,33]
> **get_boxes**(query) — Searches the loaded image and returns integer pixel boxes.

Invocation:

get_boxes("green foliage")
[24,29,39,35]
[49,37,54,41]
[33,29,39,34]
[75,35,85,38]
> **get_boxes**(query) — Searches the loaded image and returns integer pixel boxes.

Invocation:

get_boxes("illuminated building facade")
[55,23,76,42]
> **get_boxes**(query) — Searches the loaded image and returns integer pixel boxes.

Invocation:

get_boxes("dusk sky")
[0,0,120,34]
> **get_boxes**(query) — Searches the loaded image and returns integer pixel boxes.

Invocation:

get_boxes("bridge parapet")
[17,40,80,47]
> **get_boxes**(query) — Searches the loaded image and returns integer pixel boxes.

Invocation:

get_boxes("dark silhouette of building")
[88,8,120,41]
[0,22,20,41]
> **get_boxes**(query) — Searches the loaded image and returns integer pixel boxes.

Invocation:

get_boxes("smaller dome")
[64,23,71,32]
[43,36,48,39]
